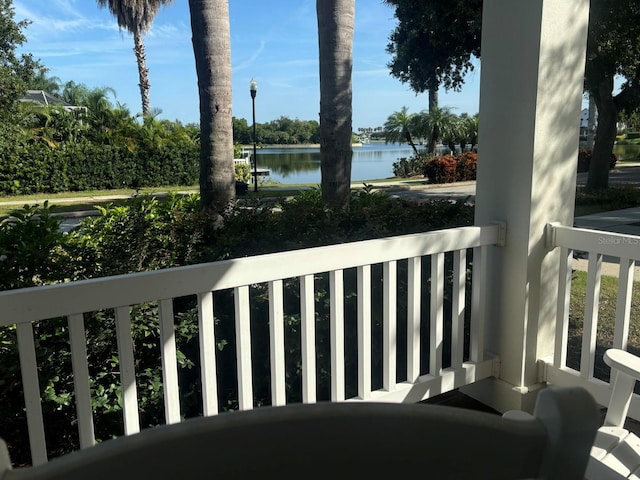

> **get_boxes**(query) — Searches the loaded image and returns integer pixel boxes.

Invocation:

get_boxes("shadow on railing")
[542,223,640,419]
[0,225,502,466]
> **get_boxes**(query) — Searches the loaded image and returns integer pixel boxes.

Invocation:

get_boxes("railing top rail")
[547,223,640,261]
[0,225,501,326]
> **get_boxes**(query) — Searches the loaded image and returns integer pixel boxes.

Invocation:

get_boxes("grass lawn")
[0,185,307,219]
[568,270,640,382]
[1,180,638,220]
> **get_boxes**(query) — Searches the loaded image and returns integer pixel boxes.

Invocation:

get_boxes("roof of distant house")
[20,90,73,107]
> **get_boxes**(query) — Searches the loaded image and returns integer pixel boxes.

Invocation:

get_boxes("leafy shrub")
[575,185,640,208]
[455,152,478,181]
[0,127,199,195]
[392,153,432,178]
[0,202,66,289]
[234,162,251,182]
[424,155,458,183]
[577,149,617,173]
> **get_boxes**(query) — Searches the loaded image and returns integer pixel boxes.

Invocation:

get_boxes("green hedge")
[0,138,199,195]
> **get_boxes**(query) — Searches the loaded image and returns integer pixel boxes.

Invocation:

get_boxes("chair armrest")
[605,349,640,382]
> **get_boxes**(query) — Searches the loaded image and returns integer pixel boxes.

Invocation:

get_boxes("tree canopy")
[384,0,482,109]
[0,0,39,115]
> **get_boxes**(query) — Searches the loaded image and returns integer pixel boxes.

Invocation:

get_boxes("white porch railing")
[0,225,502,466]
[542,223,640,419]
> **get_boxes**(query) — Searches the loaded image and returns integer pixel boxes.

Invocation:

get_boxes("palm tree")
[383,106,420,155]
[31,68,62,96]
[188,0,235,212]
[317,0,355,209]
[460,113,479,151]
[415,106,458,154]
[96,0,173,116]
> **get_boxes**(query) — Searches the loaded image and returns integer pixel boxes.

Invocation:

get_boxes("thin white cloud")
[234,40,266,71]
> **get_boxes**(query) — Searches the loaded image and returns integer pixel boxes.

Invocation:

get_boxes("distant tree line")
[232,116,320,145]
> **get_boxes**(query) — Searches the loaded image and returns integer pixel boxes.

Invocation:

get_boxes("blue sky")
[13,0,481,130]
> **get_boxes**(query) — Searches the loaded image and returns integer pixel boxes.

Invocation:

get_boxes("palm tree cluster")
[383,106,478,156]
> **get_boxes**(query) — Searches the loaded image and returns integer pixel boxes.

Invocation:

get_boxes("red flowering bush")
[456,152,478,181]
[424,155,458,183]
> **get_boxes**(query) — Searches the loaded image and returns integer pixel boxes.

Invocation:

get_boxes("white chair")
[0,386,598,480]
[587,348,640,479]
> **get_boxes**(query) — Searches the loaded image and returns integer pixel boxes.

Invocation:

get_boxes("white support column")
[463,0,590,412]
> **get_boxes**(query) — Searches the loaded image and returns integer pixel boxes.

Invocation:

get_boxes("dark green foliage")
[0,193,474,464]
[392,153,432,178]
[385,0,483,95]
[575,184,640,208]
[577,149,617,173]
[0,202,66,289]
[0,0,40,115]
[0,120,199,195]
[233,116,320,145]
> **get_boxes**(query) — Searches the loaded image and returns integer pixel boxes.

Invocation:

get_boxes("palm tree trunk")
[427,86,439,153]
[404,131,420,156]
[428,86,438,112]
[188,0,235,212]
[317,0,355,209]
[133,29,151,116]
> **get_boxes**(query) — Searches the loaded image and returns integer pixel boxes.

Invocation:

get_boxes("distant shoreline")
[241,142,380,149]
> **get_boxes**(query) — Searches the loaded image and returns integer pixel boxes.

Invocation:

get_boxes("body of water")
[253,142,639,185]
[254,143,416,185]
[614,143,640,162]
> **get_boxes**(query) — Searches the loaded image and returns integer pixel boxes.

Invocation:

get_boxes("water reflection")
[614,144,640,162]
[257,144,416,184]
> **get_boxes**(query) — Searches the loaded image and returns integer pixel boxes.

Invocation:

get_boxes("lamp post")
[249,78,258,192]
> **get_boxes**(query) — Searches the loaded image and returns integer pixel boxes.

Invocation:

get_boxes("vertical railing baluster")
[114,306,140,435]
[234,286,253,410]
[269,280,287,406]
[554,247,573,369]
[67,313,95,448]
[300,275,316,403]
[383,261,397,391]
[470,246,487,363]
[614,258,635,350]
[158,299,181,424]
[452,250,466,369]
[430,253,444,376]
[16,322,47,465]
[581,252,602,379]
[407,257,421,382]
[198,292,218,415]
[329,270,345,401]
[357,265,372,399]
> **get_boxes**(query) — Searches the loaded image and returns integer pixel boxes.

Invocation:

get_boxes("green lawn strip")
[2,181,638,219]
[568,270,640,381]
[0,186,309,219]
